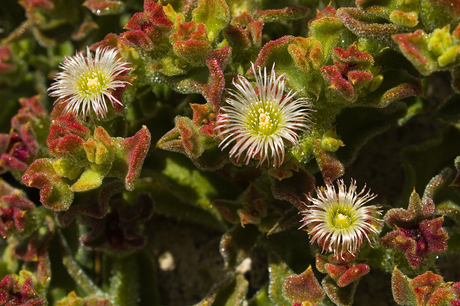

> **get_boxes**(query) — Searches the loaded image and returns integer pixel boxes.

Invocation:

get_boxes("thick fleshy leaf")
[313,140,345,183]
[0,180,35,238]
[392,266,416,305]
[0,96,49,178]
[120,1,174,55]
[337,7,407,50]
[191,0,230,43]
[253,7,310,23]
[111,125,151,191]
[284,265,325,304]
[392,266,456,306]
[22,159,74,211]
[309,6,348,56]
[322,275,359,306]
[267,253,295,306]
[224,12,263,62]
[0,273,45,306]
[254,36,321,98]
[381,189,449,269]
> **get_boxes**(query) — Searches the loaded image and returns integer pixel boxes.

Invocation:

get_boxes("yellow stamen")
[87,77,100,91]
[335,213,352,229]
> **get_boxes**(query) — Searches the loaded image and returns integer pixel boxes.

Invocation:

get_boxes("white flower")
[216,63,314,168]
[48,47,131,119]
[300,179,382,259]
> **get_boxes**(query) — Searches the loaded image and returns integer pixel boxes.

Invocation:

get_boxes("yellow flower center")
[334,212,352,229]
[77,71,108,98]
[87,77,100,91]
[258,110,272,131]
[247,101,280,136]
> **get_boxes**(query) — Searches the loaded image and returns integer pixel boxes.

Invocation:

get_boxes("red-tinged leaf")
[393,30,436,76]
[213,199,240,224]
[427,286,452,306]
[0,181,35,237]
[0,153,28,173]
[160,46,231,110]
[0,274,45,306]
[22,159,74,211]
[385,190,435,227]
[113,126,151,191]
[205,46,230,107]
[324,264,348,281]
[16,96,47,120]
[322,65,355,101]
[392,266,415,305]
[309,4,337,25]
[381,192,448,269]
[156,124,185,155]
[90,33,119,51]
[171,21,207,42]
[192,0,230,43]
[313,140,344,184]
[380,82,422,106]
[253,7,310,23]
[411,271,444,305]
[333,44,373,68]
[452,282,460,299]
[173,40,213,66]
[336,264,370,287]
[254,36,295,70]
[337,7,407,50]
[419,217,449,253]
[347,70,374,87]
[322,275,359,306]
[53,114,91,138]
[284,266,325,304]
[119,30,154,50]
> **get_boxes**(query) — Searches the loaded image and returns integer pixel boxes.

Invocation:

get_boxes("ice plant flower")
[300,179,382,259]
[48,47,131,119]
[216,63,314,168]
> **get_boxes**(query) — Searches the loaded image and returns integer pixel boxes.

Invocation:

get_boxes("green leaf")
[268,253,295,305]
[192,0,230,43]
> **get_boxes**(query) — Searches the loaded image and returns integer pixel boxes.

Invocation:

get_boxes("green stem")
[57,229,107,297]
[109,254,140,306]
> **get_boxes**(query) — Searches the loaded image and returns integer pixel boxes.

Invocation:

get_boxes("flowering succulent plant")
[2,0,460,305]
[48,47,132,119]
[300,179,382,259]
[216,63,314,168]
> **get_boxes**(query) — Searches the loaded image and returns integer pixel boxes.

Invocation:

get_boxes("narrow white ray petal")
[216,62,314,168]
[301,179,383,258]
[48,47,132,119]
